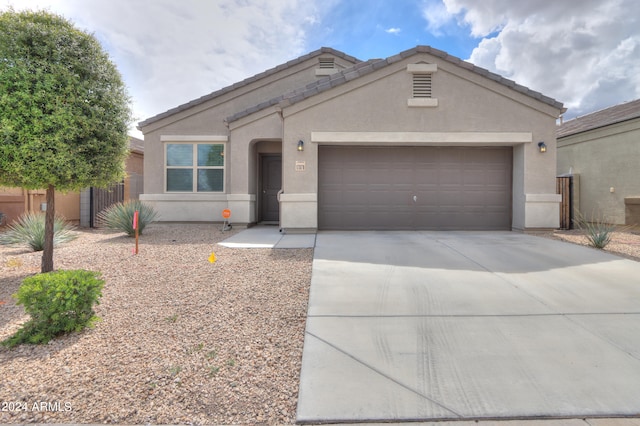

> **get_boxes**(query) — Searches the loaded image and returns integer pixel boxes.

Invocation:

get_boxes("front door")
[260,154,282,222]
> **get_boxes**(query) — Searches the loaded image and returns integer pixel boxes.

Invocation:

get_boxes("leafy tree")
[0,9,132,272]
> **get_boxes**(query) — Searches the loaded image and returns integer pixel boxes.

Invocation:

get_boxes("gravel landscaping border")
[1,223,638,425]
[544,228,640,262]
[0,223,313,424]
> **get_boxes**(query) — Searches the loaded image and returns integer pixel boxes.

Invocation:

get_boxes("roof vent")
[319,58,335,69]
[413,74,432,98]
[316,57,337,76]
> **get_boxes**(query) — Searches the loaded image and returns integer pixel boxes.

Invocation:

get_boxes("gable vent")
[413,73,432,98]
[319,58,335,69]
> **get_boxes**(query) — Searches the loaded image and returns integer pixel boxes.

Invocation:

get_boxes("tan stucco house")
[138,46,564,232]
[557,99,640,226]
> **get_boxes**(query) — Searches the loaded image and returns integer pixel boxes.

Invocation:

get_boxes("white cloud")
[441,0,640,117]
[1,0,323,134]
[385,27,401,35]
[421,0,455,36]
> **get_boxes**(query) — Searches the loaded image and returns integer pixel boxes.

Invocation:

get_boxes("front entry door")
[260,154,282,222]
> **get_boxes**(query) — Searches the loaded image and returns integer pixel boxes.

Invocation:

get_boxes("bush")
[573,210,616,249]
[1,270,104,347]
[96,200,158,237]
[0,211,77,251]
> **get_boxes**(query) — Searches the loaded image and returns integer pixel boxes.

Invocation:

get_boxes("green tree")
[0,9,132,272]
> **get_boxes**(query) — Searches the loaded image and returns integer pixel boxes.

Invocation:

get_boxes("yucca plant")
[573,210,616,249]
[0,212,77,251]
[96,200,158,237]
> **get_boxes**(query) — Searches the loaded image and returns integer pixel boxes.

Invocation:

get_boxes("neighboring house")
[557,99,640,226]
[138,46,564,231]
[0,137,144,226]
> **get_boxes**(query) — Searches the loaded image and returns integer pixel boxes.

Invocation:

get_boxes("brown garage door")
[318,146,512,230]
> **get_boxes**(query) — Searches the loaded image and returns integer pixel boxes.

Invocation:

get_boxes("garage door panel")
[318,146,512,230]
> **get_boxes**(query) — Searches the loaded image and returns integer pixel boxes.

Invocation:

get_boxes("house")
[557,99,640,226]
[138,46,564,231]
[0,137,144,226]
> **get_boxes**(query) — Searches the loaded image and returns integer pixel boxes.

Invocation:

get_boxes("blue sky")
[2,0,639,137]
[305,0,479,61]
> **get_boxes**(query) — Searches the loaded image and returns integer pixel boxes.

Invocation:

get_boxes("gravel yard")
[0,223,313,425]
[1,223,638,425]
[546,228,640,262]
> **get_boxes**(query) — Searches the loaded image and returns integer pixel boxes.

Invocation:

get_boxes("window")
[406,63,438,108]
[166,143,224,192]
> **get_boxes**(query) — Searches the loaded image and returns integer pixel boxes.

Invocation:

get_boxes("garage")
[318,146,512,230]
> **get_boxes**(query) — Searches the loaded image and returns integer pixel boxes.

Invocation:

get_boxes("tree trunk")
[41,184,55,273]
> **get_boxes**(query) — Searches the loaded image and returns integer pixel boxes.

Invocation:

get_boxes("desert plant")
[573,210,616,249]
[0,212,77,251]
[96,200,158,237]
[1,270,104,347]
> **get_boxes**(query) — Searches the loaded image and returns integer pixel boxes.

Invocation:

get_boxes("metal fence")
[89,181,124,228]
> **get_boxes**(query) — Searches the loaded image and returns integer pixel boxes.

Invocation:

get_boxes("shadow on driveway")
[297,231,640,423]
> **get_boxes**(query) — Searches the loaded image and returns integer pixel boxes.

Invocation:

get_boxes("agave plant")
[0,212,77,251]
[573,210,616,249]
[96,200,158,237]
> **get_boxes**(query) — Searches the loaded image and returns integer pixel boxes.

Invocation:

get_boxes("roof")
[227,45,565,123]
[129,136,144,153]
[557,98,640,138]
[138,47,361,129]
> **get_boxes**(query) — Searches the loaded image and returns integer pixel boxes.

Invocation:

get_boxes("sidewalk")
[217,225,316,249]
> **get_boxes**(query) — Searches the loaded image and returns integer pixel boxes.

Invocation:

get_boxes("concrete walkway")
[217,225,316,248]
[297,231,640,424]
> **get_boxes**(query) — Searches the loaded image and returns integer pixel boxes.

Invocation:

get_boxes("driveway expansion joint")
[305,330,463,419]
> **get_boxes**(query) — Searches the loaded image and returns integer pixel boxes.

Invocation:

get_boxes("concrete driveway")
[296,231,640,423]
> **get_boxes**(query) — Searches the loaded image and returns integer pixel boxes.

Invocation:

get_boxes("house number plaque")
[295,161,306,172]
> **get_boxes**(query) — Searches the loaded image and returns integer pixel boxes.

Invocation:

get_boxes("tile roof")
[557,98,640,138]
[226,45,565,124]
[137,47,361,129]
[128,136,144,153]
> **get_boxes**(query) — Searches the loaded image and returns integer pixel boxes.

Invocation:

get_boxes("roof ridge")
[226,45,564,124]
[138,47,361,129]
[557,98,640,138]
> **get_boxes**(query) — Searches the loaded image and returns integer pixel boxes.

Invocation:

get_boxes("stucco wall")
[141,49,562,229]
[557,118,640,224]
[273,52,560,230]
[141,53,355,197]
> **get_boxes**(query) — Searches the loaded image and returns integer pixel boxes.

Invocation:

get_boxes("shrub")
[1,270,105,347]
[0,211,77,251]
[96,200,158,237]
[573,210,616,249]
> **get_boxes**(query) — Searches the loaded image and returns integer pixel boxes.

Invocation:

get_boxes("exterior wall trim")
[311,131,532,145]
[525,193,562,203]
[280,193,317,202]
[161,135,229,142]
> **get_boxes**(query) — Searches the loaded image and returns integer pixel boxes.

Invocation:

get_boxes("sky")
[2,0,639,138]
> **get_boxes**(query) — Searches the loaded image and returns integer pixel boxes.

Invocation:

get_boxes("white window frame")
[163,140,226,193]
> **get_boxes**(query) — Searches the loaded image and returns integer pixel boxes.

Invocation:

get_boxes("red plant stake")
[133,210,139,255]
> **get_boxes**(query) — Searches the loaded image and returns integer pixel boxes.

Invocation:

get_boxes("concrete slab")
[217,226,315,248]
[297,231,640,423]
[275,233,316,249]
